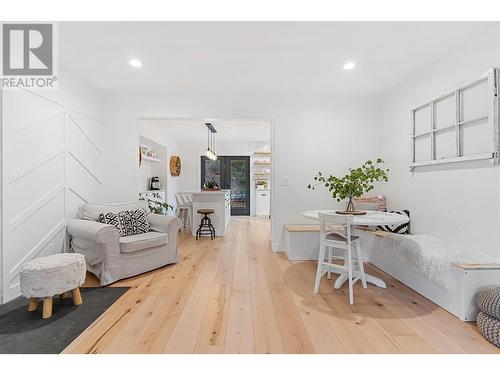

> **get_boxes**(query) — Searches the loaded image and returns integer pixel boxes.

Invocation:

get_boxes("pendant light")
[205,123,217,160]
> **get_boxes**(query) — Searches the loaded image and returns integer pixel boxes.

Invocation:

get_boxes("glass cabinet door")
[227,157,249,215]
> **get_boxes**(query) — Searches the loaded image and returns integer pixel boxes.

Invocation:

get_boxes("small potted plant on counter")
[202,177,220,191]
[308,159,389,215]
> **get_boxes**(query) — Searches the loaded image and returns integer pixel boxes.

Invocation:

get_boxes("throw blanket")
[377,234,500,290]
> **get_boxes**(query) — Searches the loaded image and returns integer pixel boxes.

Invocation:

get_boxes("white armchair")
[67,201,182,285]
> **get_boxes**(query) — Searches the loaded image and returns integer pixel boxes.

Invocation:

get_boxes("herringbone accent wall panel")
[1,88,103,302]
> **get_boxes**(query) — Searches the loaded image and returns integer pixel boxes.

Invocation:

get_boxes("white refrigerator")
[255,189,271,218]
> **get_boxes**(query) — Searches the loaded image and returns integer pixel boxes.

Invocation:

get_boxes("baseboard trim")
[272,243,284,252]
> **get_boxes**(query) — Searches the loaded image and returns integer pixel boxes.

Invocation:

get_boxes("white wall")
[103,93,382,250]
[1,67,104,302]
[380,28,500,258]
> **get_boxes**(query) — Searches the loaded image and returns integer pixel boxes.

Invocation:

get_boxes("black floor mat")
[0,287,129,354]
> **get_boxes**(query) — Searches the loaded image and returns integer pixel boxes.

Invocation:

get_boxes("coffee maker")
[150,176,161,190]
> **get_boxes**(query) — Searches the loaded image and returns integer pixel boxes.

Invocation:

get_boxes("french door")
[201,156,250,216]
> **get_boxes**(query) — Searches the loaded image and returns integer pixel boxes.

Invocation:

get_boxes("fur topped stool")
[20,253,86,319]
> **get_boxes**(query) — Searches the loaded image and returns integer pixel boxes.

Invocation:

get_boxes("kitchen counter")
[194,189,230,194]
[191,190,231,237]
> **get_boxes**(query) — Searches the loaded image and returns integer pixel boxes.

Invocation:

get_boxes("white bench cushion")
[119,231,168,254]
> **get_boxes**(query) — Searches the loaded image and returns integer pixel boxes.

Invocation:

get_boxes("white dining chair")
[313,212,367,304]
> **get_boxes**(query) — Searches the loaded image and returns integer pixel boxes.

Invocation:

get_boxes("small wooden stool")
[195,209,216,240]
[26,288,84,319]
[20,253,86,319]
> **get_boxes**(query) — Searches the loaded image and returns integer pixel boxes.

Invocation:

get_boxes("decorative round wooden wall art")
[170,155,182,176]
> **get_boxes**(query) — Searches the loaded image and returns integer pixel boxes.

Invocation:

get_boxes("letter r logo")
[2,24,53,75]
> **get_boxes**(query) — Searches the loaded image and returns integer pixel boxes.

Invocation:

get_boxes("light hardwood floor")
[63,217,499,354]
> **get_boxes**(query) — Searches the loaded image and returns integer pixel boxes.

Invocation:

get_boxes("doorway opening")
[137,118,272,225]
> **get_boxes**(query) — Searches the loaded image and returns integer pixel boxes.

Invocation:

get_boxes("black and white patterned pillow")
[118,210,136,236]
[133,208,150,234]
[378,210,410,234]
[97,212,125,236]
[98,209,151,237]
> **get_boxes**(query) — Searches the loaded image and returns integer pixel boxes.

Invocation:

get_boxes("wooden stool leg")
[72,287,83,305]
[27,298,39,312]
[42,297,53,319]
[60,292,69,299]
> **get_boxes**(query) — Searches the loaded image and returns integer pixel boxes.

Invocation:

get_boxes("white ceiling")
[59,22,497,95]
[142,119,271,144]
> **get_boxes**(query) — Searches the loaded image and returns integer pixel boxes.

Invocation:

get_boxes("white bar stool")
[175,192,193,229]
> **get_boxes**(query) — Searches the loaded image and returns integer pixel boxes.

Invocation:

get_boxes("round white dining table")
[302,209,409,289]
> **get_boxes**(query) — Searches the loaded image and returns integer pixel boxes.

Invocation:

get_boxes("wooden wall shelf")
[142,155,161,162]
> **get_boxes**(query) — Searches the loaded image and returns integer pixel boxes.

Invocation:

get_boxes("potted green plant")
[202,177,220,190]
[139,193,173,215]
[308,159,389,215]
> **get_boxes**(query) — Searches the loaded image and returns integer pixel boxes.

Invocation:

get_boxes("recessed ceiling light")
[129,59,143,68]
[343,61,356,70]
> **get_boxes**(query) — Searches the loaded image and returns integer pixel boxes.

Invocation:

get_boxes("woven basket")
[477,312,500,348]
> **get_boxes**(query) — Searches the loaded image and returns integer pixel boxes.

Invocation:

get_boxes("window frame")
[409,68,499,171]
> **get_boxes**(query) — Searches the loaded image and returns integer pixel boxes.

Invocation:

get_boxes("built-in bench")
[363,231,500,321]
[283,223,377,260]
[283,224,500,321]
[283,223,373,260]
[284,224,346,261]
